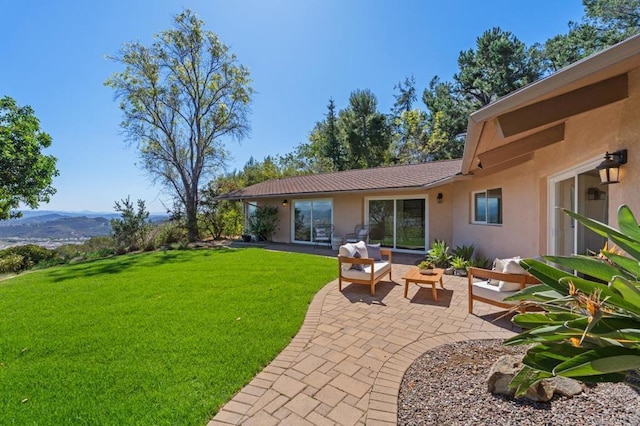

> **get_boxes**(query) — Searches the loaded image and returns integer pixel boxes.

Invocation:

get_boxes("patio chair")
[345,224,370,244]
[468,258,540,314]
[314,224,333,248]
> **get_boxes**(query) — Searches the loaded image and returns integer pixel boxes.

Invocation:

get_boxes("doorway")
[365,197,428,252]
[549,161,608,256]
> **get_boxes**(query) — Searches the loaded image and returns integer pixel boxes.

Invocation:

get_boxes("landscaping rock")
[525,379,556,402]
[486,355,522,396]
[525,377,584,402]
[487,355,585,402]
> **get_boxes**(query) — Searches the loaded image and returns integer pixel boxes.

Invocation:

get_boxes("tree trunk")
[185,201,199,242]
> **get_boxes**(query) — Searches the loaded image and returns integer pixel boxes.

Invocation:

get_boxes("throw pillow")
[366,243,382,261]
[498,259,527,291]
[315,227,327,238]
[490,257,521,286]
[351,251,364,271]
[354,240,368,259]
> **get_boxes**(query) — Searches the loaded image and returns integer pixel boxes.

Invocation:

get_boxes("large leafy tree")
[0,96,58,220]
[322,98,345,171]
[541,0,640,72]
[455,27,541,107]
[339,89,391,169]
[105,10,253,241]
[390,76,426,164]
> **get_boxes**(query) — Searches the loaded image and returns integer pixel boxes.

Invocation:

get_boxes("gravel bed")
[398,339,640,425]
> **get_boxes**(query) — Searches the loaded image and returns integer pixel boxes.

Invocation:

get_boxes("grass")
[0,247,336,425]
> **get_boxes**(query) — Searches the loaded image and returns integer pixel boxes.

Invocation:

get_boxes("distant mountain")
[0,216,112,239]
[0,211,169,241]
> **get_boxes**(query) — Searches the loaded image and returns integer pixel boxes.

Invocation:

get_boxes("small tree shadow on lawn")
[46,250,209,283]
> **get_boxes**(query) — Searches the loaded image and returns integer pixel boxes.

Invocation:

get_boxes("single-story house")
[220,33,640,260]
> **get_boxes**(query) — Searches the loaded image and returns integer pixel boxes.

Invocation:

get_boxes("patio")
[209,248,519,425]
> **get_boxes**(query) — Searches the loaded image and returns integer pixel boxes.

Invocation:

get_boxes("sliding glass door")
[549,164,607,256]
[292,199,333,244]
[366,197,427,251]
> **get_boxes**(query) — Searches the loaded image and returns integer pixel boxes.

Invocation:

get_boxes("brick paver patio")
[209,262,517,425]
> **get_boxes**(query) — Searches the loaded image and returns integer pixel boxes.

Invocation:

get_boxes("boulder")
[487,355,522,397]
[487,355,584,402]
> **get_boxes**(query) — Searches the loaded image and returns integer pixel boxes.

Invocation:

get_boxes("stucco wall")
[254,188,453,250]
[452,67,640,260]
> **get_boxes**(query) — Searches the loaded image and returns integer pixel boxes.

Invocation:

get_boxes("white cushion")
[498,259,528,291]
[472,280,519,303]
[339,244,357,269]
[353,241,368,259]
[341,261,390,280]
[358,229,368,238]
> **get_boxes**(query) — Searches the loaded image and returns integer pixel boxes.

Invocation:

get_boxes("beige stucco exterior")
[452,66,640,260]
[250,187,454,252]
[238,37,640,260]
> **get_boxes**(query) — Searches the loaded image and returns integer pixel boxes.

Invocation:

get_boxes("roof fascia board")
[461,34,640,175]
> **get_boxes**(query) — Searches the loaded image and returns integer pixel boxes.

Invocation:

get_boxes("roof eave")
[461,33,640,175]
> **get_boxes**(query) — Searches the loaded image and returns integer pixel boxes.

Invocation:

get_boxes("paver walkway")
[209,263,518,425]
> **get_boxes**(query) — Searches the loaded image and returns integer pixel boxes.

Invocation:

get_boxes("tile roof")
[220,159,462,199]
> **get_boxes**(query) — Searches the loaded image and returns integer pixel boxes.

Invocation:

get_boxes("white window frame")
[547,156,603,255]
[471,188,502,225]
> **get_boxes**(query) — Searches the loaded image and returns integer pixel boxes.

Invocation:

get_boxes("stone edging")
[367,330,517,425]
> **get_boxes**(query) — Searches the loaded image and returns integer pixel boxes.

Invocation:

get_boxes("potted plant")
[451,256,469,276]
[417,260,436,275]
[241,230,252,242]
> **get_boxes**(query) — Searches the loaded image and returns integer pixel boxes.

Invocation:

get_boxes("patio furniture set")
[337,242,540,313]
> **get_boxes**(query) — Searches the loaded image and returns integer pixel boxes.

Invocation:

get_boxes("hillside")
[0,216,112,239]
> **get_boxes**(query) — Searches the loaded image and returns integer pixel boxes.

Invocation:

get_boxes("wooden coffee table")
[402,267,445,301]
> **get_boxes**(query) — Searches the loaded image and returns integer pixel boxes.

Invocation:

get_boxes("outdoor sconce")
[597,149,627,184]
[587,187,605,201]
[436,193,443,203]
[282,199,288,207]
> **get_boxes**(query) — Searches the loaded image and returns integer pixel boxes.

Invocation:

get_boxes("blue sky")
[2,0,586,213]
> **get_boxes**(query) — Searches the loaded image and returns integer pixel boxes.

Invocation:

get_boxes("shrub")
[81,236,116,253]
[248,206,279,242]
[0,253,24,273]
[504,205,640,396]
[0,244,56,271]
[451,244,475,261]
[110,197,150,252]
[469,255,490,269]
[155,221,187,247]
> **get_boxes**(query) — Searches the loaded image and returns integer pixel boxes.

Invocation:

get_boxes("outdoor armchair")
[344,224,370,244]
[313,224,333,248]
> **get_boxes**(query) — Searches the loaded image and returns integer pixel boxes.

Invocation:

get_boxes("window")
[472,188,502,225]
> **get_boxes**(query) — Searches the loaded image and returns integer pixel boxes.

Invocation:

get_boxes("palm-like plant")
[504,205,640,396]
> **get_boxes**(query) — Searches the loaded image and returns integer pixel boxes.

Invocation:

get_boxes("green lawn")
[0,248,336,425]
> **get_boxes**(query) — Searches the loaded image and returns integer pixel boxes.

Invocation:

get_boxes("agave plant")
[426,239,452,268]
[503,205,640,396]
[451,244,475,261]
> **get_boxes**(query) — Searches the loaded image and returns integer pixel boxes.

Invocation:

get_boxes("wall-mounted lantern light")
[587,187,606,201]
[436,193,443,204]
[596,149,627,184]
[282,199,288,207]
